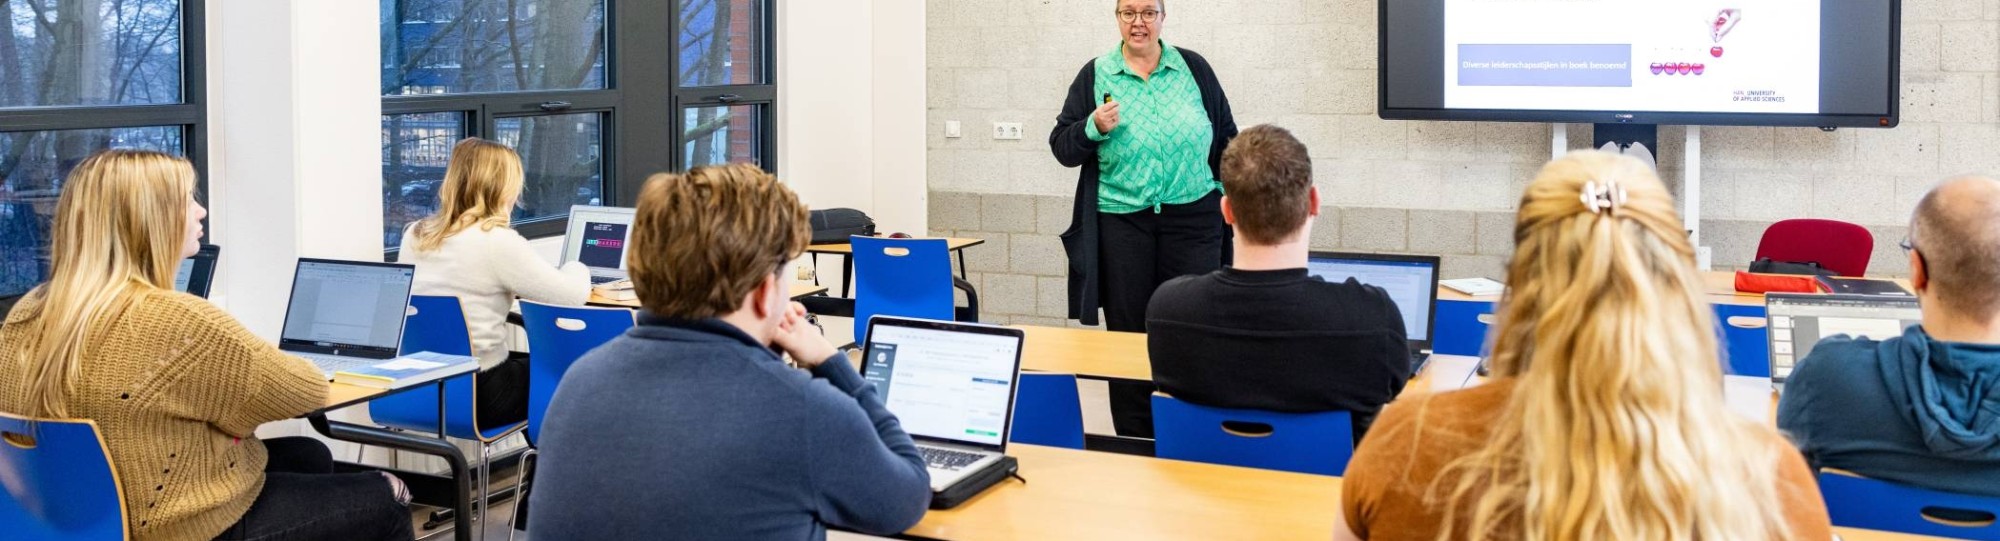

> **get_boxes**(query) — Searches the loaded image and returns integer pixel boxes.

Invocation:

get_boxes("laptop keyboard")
[590,275,623,285]
[919,446,985,471]
[297,353,380,380]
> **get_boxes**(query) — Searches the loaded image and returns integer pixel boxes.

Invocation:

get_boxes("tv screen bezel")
[1375,0,1902,128]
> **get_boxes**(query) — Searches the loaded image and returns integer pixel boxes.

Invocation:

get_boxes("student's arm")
[179,299,329,437]
[490,228,592,306]
[1050,62,1104,168]
[802,353,932,534]
[1771,435,1835,541]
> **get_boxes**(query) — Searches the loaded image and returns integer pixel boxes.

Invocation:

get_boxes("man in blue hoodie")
[528,164,931,540]
[1778,175,2000,497]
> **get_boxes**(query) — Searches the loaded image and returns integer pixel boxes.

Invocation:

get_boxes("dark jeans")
[476,352,530,431]
[211,437,412,541]
[1098,190,1226,439]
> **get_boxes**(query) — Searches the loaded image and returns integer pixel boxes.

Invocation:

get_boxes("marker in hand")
[1093,93,1121,135]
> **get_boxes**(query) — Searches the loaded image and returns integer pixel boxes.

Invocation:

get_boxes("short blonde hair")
[627,164,809,319]
[410,138,524,252]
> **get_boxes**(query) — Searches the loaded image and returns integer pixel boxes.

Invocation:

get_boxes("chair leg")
[476,441,491,541]
[508,448,537,541]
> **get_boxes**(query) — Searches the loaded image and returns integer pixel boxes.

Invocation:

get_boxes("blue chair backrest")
[1010,373,1085,449]
[1713,304,1771,377]
[369,296,495,440]
[520,301,634,444]
[1151,395,1354,476]
[1819,471,2000,540]
[851,236,954,345]
[0,412,127,541]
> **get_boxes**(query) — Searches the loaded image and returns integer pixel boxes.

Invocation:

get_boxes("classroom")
[2,1,1996,540]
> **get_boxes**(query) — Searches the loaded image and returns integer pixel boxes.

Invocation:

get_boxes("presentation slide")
[578,222,629,269]
[1443,0,1820,114]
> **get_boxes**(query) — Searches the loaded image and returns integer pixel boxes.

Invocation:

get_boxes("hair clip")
[1579,180,1628,215]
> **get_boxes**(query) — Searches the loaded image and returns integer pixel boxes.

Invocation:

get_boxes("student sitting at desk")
[529,164,930,540]
[0,150,412,541]
[1146,125,1409,439]
[1778,175,2000,497]
[1337,152,1830,541]
[396,137,590,429]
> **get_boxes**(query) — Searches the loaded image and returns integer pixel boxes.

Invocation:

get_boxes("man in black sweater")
[1146,125,1411,440]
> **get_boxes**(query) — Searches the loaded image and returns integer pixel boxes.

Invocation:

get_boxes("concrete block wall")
[927,0,2000,325]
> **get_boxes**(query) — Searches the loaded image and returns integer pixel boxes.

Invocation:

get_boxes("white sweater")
[398,225,593,369]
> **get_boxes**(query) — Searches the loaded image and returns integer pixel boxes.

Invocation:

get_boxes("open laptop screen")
[861,319,1023,448]
[1306,252,1441,345]
[174,244,219,298]
[1766,293,1921,381]
[279,259,415,356]
[561,205,637,273]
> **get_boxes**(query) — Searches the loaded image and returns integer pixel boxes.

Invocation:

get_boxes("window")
[0,0,206,298]
[380,0,776,255]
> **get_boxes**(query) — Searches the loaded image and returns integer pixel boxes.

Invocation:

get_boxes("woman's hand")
[1093,100,1122,135]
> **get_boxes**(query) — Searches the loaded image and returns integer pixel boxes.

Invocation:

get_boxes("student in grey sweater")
[527,164,931,540]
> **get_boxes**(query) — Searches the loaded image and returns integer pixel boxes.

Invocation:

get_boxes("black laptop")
[1305,251,1444,373]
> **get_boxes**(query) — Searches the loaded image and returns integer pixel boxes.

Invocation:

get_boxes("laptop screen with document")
[1765,293,1921,382]
[278,259,415,357]
[1306,252,1442,348]
[861,317,1024,449]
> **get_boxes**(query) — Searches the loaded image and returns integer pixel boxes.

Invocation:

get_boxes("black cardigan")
[1049,47,1238,326]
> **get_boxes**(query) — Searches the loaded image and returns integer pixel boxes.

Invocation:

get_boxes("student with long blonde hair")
[0,150,411,541]
[1336,151,1832,541]
[397,137,590,430]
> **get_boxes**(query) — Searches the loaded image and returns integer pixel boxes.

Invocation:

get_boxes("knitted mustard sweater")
[0,290,328,541]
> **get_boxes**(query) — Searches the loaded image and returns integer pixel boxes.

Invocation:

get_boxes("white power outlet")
[1696,246,1714,271]
[945,120,962,138]
[993,122,1024,140]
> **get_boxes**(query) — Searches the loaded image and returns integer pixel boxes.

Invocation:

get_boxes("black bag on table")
[809,208,876,244]
[1748,258,1838,277]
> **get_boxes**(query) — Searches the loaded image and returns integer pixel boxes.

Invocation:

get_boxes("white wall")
[208,0,384,339]
[778,0,928,238]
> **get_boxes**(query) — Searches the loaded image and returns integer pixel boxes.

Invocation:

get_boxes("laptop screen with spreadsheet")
[278,259,415,357]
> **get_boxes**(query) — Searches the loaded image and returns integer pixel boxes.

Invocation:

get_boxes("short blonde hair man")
[628,163,811,319]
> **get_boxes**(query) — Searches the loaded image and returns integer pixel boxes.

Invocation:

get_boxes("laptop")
[860,316,1025,493]
[174,244,220,298]
[1306,251,1443,373]
[560,205,638,284]
[1765,293,1921,389]
[277,258,418,380]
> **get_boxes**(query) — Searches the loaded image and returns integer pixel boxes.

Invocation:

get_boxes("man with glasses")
[1050,0,1238,438]
[1777,175,2000,497]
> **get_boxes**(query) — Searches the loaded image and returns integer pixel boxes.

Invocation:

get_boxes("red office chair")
[1755,219,1873,277]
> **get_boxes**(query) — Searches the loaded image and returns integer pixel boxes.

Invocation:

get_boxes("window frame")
[380,0,778,257]
[0,0,210,294]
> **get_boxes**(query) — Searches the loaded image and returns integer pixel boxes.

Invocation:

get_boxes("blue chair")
[1714,304,1770,377]
[1151,394,1354,476]
[1010,373,1085,449]
[851,236,978,345]
[367,296,523,532]
[1433,300,1495,357]
[0,412,126,541]
[1819,470,2000,540]
[518,301,634,445]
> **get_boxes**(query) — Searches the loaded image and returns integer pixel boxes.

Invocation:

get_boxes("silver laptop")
[1765,293,1921,389]
[277,259,417,380]
[1307,251,1443,373]
[860,316,1025,492]
[560,205,637,285]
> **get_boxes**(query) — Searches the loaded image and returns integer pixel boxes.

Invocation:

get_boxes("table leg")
[310,414,475,541]
[955,248,969,279]
[841,254,855,298]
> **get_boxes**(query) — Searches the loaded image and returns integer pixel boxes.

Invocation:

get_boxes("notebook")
[331,351,477,389]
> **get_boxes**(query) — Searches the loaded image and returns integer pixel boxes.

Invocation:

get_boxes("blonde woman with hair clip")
[0,149,413,541]
[398,137,591,430]
[1334,151,1833,541]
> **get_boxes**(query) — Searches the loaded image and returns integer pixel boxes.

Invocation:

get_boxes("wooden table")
[965,326,1958,541]
[807,237,985,296]
[587,282,829,308]
[905,444,1949,541]
[1441,270,1914,308]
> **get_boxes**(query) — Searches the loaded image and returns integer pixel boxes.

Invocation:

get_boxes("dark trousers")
[212,437,413,541]
[475,352,530,431]
[1098,190,1227,438]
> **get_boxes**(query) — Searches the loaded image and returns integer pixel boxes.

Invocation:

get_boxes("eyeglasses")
[1116,10,1161,23]
[1899,237,1918,255]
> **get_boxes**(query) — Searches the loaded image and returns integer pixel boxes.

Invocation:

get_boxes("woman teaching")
[1051,0,1237,333]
